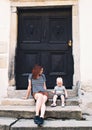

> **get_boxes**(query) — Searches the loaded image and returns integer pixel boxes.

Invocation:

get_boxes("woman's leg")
[40,95,48,118]
[34,93,43,116]
[34,93,47,125]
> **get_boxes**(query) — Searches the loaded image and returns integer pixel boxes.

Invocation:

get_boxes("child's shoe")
[51,103,56,107]
[61,103,65,107]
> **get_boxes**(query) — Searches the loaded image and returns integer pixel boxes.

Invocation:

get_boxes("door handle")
[68,40,72,47]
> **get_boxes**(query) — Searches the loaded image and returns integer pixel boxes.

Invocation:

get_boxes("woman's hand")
[52,90,55,93]
[49,90,55,94]
[22,96,28,100]
[22,81,31,100]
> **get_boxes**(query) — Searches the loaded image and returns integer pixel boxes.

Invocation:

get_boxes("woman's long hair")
[32,65,43,79]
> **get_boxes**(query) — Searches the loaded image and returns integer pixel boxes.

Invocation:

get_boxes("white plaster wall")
[0,0,10,97]
[0,69,8,98]
[79,0,92,90]
[0,0,10,41]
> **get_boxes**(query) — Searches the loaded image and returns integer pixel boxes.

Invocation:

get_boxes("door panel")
[48,17,68,43]
[22,17,42,43]
[50,52,67,75]
[15,7,73,89]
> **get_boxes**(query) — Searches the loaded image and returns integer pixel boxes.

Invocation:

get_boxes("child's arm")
[65,88,68,98]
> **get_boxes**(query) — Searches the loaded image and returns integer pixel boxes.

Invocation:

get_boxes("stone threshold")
[1,97,80,106]
[7,86,79,98]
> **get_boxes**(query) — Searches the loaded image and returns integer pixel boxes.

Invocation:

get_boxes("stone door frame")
[9,0,80,89]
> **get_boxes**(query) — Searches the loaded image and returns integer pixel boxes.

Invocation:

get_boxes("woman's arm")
[24,80,32,99]
[43,82,47,90]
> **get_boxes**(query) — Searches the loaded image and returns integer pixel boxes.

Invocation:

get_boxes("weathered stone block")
[0,57,7,68]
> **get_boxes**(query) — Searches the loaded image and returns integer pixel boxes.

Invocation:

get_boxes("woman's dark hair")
[32,64,43,79]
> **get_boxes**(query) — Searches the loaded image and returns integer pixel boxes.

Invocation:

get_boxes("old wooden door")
[15,7,74,89]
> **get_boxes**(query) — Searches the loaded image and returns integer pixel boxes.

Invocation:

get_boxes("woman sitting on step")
[24,64,48,125]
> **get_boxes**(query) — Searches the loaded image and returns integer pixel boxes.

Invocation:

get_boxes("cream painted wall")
[0,0,10,41]
[0,0,10,97]
[79,0,92,91]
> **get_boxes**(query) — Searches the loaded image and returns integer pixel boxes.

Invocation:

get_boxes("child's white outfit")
[51,85,66,107]
[54,85,66,96]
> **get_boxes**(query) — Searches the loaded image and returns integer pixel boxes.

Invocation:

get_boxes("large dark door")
[15,7,74,90]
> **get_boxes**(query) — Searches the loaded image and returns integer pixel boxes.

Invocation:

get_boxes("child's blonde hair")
[56,77,63,83]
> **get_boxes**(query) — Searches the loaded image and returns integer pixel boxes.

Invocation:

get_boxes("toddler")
[51,77,68,107]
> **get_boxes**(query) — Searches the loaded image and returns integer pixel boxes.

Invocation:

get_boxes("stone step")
[7,87,79,98]
[11,119,92,130]
[1,97,80,106]
[0,105,82,120]
[0,117,92,130]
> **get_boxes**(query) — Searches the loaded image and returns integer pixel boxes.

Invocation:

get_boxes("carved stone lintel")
[11,6,17,13]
